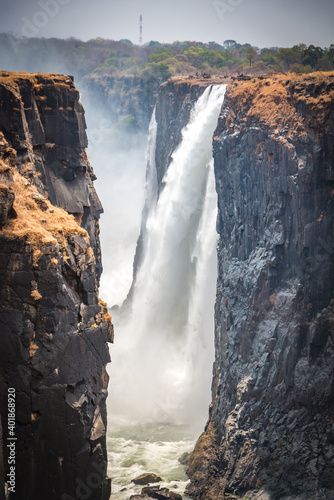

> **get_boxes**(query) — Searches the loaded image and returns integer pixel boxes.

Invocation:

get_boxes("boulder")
[142,486,182,500]
[129,496,151,500]
[178,452,190,465]
[132,473,163,485]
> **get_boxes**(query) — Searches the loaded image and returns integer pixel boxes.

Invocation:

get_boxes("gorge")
[0,69,333,500]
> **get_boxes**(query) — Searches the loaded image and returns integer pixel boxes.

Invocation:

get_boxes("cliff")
[155,76,227,190]
[0,72,113,499]
[186,72,334,499]
[127,76,227,302]
[81,73,156,146]
[81,74,228,154]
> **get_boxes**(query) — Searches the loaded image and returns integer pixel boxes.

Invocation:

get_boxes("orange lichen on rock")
[104,311,112,323]
[98,298,112,324]
[1,168,88,264]
[29,341,39,357]
[97,298,114,342]
[31,281,42,301]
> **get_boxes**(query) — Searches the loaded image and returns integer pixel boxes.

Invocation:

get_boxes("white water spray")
[144,105,158,214]
[109,84,226,428]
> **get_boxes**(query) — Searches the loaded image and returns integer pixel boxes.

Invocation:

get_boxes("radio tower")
[139,14,143,45]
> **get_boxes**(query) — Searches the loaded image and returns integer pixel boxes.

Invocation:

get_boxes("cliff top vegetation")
[1,162,89,265]
[223,71,334,139]
[1,35,333,83]
[0,71,75,93]
[1,36,333,137]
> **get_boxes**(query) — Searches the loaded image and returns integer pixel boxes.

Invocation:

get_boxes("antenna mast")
[139,14,143,45]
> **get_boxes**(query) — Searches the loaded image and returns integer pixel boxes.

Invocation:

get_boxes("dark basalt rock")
[0,161,15,227]
[178,452,190,465]
[141,485,182,500]
[0,72,103,280]
[129,495,152,500]
[155,79,210,191]
[0,418,4,500]
[0,72,112,500]
[186,73,334,499]
[0,183,15,227]
[132,473,163,485]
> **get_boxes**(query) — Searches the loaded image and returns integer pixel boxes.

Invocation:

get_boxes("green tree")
[148,47,173,63]
[224,40,237,48]
[140,62,171,82]
[261,52,278,65]
[302,45,324,68]
[328,44,334,64]
[241,46,257,67]
[183,47,226,68]
[119,39,133,46]
[276,47,302,69]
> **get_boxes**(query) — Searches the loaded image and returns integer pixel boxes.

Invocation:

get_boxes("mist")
[83,102,147,307]
[1,2,333,498]
[0,44,149,304]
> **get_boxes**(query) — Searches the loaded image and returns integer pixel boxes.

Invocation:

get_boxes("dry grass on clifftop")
[0,71,75,92]
[2,168,88,264]
[227,71,334,138]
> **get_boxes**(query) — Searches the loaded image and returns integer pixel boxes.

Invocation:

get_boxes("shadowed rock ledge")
[186,72,334,500]
[0,72,112,500]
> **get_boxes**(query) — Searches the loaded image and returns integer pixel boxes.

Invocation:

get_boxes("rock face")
[128,76,226,298]
[81,73,155,139]
[155,77,226,190]
[186,73,334,499]
[0,72,112,500]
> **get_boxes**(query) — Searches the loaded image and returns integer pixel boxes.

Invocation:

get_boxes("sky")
[0,0,333,48]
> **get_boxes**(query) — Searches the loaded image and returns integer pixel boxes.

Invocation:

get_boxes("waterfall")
[144,105,158,214]
[109,84,226,428]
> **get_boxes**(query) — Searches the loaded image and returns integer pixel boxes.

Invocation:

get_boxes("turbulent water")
[104,84,226,498]
[107,418,195,499]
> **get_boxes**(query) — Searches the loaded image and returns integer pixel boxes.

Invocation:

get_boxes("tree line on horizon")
[1,35,332,138]
[1,34,333,82]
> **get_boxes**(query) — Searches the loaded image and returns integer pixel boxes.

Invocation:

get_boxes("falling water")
[107,84,226,498]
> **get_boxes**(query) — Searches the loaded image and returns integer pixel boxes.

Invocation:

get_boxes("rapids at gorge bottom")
[100,85,227,498]
[107,418,195,499]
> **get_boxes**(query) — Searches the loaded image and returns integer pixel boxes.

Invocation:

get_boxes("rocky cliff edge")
[186,71,334,500]
[0,72,113,500]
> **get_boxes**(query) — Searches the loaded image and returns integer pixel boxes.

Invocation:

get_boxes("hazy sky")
[0,0,333,48]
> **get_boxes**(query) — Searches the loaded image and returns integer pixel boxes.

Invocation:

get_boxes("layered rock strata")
[0,72,112,500]
[186,72,334,499]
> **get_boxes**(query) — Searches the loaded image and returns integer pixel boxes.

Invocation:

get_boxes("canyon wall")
[128,76,220,296]
[2,68,333,500]
[154,77,219,189]
[81,73,155,138]
[0,72,112,500]
[186,73,334,499]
